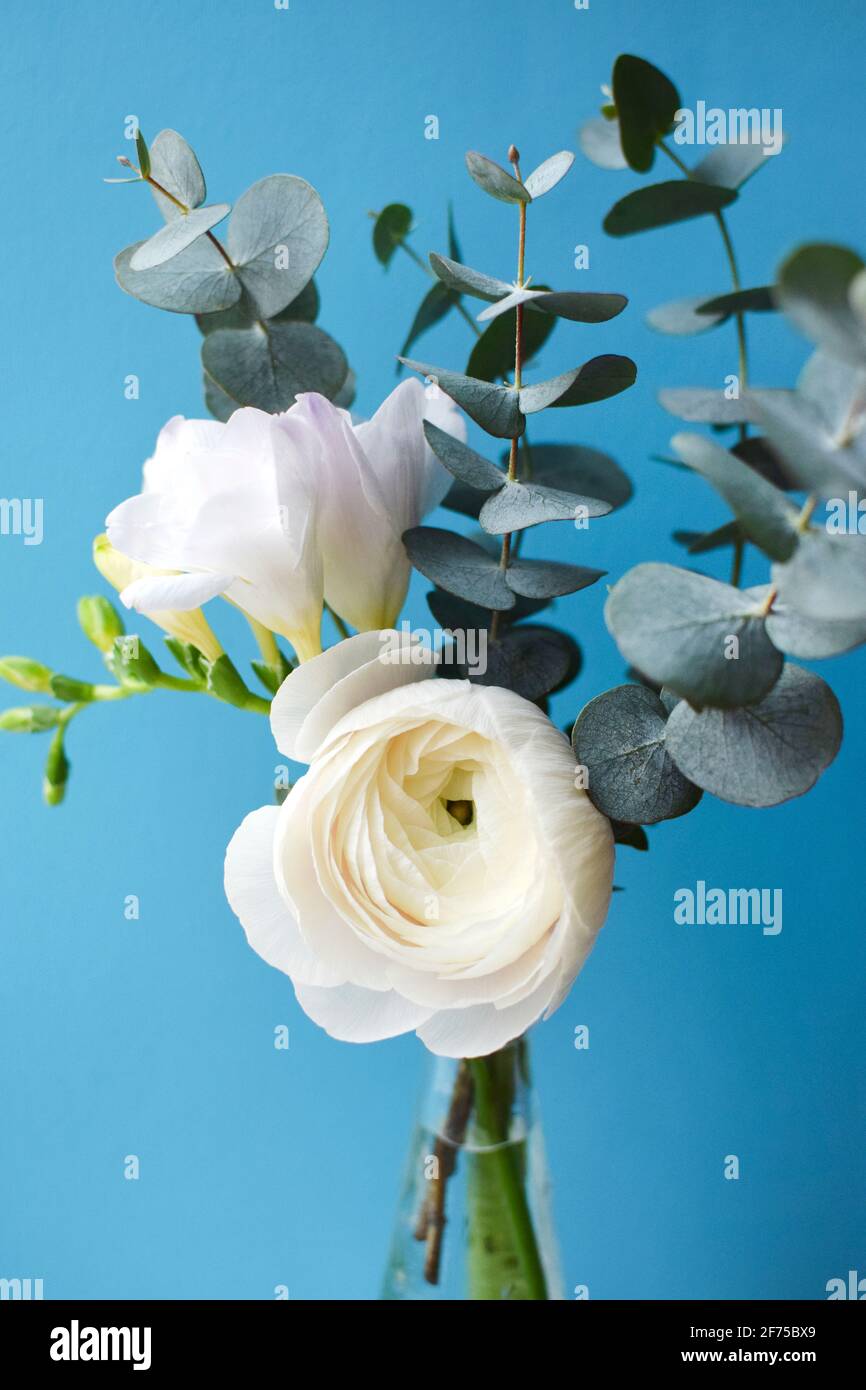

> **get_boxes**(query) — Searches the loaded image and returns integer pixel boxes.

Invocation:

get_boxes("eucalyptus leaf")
[465,151,531,204]
[403,527,515,610]
[771,528,866,622]
[148,129,205,219]
[692,139,782,191]
[441,479,485,519]
[399,358,523,437]
[196,278,319,335]
[665,663,842,807]
[400,281,457,359]
[520,355,636,412]
[203,369,237,422]
[429,253,513,303]
[426,587,549,633]
[135,129,151,181]
[747,585,866,659]
[478,288,627,325]
[572,684,702,824]
[202,320,347,413]
[506,558,605,600]
[115,238,240,315]
[423,422,504,491]
[731,435,796,490]
[578,116,628,170]
[523,151,574,199]
[605,562,783,708]
[647,294,727,335]
[610,820,650,850]
[514,443,632,510]
[447,203,462,261]
[776,243,866,366]
[697,286,776,316]
[466,625,580,700]
[467,298,555,382]
[332,367,357,410]
[611,54,680,173]
[373,203,412,266]
[227,174,329,318]
[748,351,866,493]
[129,203,230,271]
[479,480,610,534]
[603,181,737,236]
[673,520,743,555]
[659,388,754,424]
[671,432,800,560]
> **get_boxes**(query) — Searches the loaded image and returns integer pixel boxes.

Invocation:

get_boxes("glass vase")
[381,1038,565,1300]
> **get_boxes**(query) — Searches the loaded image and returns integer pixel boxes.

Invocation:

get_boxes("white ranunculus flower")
[224,632,614,1057]
[104,379,463,662]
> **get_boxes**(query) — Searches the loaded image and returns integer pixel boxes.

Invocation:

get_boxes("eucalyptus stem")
[118,156,236,269]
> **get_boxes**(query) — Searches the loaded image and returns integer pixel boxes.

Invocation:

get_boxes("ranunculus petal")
[224,806,343,988]
[270,630,438,762]
[293,980,434,1043]
[121,570,234,613]
[416,976,559,1059]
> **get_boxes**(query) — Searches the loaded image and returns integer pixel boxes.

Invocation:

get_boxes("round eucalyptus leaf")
[573,684,702,824]
[731,435,796,490]
[605,562,783,709]
[697,286,776,317]
[469,625,580,700]
[611,54,680,173]
[148,129,206,220]
[426,587,549,633]
[748,351,866,494]
[478,288,627,325]
[520,355,636,413]
[201,320,347,414]
[771,528,866,622]
[647,294,727,335]
[196,279,320,336]
[747,585,866,659]
[423,422,504,491]
[403,527,515,611]
[465,151,531,204]
[227,174,329,319]
[479,480,610,534]
[671,432,799,561]
[610,821,649,850]
[203,369,237,422]
[115,238,240,315]
[372,203,412,266]
[511,443,632,510]
[579,116,628,170]
[692,138,783,191]
[665,663,842,807]
[129,203,230,271]
[659,388,754,425]
[429,253,512,303]
[523,151,574,199]
[332,366,357,410]
[400,358,523,438]
[603,181,737,237]
[777,243,866,366]
[441,479,484,519]
[506,557,605,600]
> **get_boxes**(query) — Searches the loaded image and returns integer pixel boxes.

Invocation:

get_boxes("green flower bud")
[77,595,125,653]
[109,635,161,687]
[0,656,53,694]
[50,674,96,703]
[0,705,62,733]
[207,654,250,709]
[43,727,69,806]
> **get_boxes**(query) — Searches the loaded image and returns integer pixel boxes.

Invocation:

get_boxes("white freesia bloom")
[105,409,325,662]
[104,379,463,662]
[224,633,614,1057]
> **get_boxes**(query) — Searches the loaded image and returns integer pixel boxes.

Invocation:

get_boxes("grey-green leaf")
[467,297,555,382]
[466,625,580,700]
[659,387,754,424]
[776,243,866,366]
[196,279,320,336]
[465,151,531,204]
[697,286,776,317]
[647,294,727,335]
[227,174,329,318]
[115,238,240,315]
[423,422,504,491]
[692,138,783,191]
[429,253,512,303]
[572,684,702,824]
[506,558,605,599]
[129,203,230,270]
[520,355,636,412]
[748,351,866,494]
[148,129,206,219]
[516,443,632,510]
[747,585,866,659]
[479,480,610,534]
[400,281,457,359]
[399,358,523,438]
[578,116,628,170]
[372,203,412,266]
[612,54,680,173]
[203,369,237,422]
[402,526,515,610]
[603,181,737,236]
[523,150,574,199]
[665,663,842,807]
[478,288,627,325]
[671,431,799,561]
[605,562,783,709]
[135,129,151,181]
[771,528,866,622]
[201,320,347,414]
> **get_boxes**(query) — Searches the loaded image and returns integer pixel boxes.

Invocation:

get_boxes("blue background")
[1,0,863,1300]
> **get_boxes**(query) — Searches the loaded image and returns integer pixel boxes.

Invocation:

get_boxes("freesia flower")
[92,534,223,664]
[224,633,614,1057]
[105,410,325,663]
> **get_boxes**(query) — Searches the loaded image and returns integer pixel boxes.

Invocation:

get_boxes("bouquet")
[4,52,864,1301]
